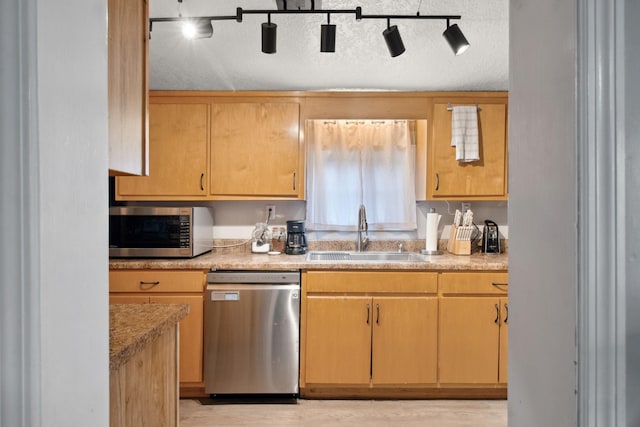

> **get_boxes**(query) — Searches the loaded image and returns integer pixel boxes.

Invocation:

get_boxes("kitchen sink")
[305,251,429,262]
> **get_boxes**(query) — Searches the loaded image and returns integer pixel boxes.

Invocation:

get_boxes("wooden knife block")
[447,225,472,255]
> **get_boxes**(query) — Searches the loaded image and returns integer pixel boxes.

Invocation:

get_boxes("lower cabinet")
[301,271,439,393]
[438,272,509,386]
[109,270,206,388]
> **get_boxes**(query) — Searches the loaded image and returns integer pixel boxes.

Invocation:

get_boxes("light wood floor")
[180,398,507,426]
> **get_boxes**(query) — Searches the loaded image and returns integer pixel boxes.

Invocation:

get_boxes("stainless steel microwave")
[109,206,214,258]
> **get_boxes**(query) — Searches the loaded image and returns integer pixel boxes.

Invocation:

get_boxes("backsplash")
[115,194,508,244]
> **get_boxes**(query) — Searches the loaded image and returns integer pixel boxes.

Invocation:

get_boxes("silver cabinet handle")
[494,304,500,323]
[376,303,380,324]
[435,173,440,191]
[366,303,370,324]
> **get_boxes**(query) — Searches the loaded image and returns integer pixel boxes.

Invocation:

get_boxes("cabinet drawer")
[109,270,205,293]
[304,271,438,294]
[439,272,508,295]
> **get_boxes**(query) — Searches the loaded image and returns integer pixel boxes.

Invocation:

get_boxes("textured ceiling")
[149,0,508,91]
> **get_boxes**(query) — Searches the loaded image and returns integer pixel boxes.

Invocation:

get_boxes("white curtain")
[306,120,417,231]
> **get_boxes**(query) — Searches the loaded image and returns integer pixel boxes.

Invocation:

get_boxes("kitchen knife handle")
[435,173,440,191]
[504,303,509,324]
[376,303,380,324]
[366,303,370,324]
[494,304,500,323]
[200,173,204,191]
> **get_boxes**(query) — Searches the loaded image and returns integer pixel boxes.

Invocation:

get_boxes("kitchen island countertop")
[109,303,189,371]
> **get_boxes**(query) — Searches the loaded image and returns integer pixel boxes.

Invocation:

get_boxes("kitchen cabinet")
[108,0,149,176]
[301,271,438,393]
[209,102,301,198]
[428,99,508,200]
[438,272,509,385]
[115,103,209,199]
[109,270,206,386]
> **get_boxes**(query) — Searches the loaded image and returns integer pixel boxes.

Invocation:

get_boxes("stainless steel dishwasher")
[204,270,300,396]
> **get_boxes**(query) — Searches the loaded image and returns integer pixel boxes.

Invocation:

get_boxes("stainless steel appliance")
[204,271,300,396]
[109,206,213,258]
[284,220,307,255]
[482,219,501,254]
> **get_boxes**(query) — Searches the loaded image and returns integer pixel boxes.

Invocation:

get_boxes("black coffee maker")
[285,220,307,255]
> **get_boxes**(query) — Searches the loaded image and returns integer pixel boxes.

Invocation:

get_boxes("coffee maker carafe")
[285,220,307,255]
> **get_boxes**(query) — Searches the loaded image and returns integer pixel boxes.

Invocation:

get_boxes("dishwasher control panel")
[207,270,300,284]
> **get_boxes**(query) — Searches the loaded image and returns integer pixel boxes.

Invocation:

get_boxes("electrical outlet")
[265,205,276,221]
[461,202,471,213]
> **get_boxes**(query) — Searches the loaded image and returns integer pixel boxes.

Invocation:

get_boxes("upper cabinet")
[116,102,209,199]
[210,102,301,199]
[108,0,149,176]
[428,97,508,200]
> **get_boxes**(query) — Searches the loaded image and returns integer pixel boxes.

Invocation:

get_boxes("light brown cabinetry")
[115,103,209,199]
[109,270,206,386]
[428,99,508,200]
[108,0,149,176]
[438,272,509,386]
[210,102,301,198]
[301,271,438,394]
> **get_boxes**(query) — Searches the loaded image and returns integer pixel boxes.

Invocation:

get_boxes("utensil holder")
[447,224,472,255]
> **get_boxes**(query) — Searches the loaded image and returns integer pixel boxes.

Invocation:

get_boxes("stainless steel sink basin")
[305,251,429,262]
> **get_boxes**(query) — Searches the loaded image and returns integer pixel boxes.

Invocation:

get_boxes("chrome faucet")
[356,204,369,252]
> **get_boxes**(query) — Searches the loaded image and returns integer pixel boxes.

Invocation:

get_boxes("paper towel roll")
[425,212,441,252]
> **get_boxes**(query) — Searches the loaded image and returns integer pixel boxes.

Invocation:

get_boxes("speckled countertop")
[109,240,508,271]
[109,303,189,371]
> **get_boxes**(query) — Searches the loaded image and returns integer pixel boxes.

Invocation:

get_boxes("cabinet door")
[116,103,209,198]
[210,102,300,197]
[439,297,501,384]
[150,295,204,383]
[429,102,507,199]
[108,0,148,176]
[304,296,372,385]
[499,297,509,384]
[372,297,438,385]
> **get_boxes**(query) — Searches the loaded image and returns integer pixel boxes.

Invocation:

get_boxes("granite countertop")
[109,303,189,371]
[109,250,508,272]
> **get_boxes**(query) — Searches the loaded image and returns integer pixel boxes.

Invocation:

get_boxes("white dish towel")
[450,105,480,162]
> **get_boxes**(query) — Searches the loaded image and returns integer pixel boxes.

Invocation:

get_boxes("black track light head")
[443,23,469,55]
[262,21,277,54]
[383,24,405,57]
[321,24,336,52]
[182,18,213,39]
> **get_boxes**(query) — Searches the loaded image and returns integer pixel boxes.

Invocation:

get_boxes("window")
[306,120,417,231]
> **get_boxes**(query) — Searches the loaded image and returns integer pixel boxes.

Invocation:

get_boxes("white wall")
[509,0,578,425]
[0,0,110,425]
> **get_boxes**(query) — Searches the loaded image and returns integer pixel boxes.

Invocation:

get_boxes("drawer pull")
[494,304,500,323]
[139,281,160,289]
[491,282,509,287]
[366,303,370,324]
[376,303,380,324]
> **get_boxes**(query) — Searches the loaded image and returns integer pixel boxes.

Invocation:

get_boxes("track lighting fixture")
[382,19,405,57]
[320,14,336,53]
[181,19,213,40]
[262,14,277,54]
[443,21,470,55]
[150,4,470,58]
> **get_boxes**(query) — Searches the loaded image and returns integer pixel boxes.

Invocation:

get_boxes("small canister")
[270,226,286,253]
